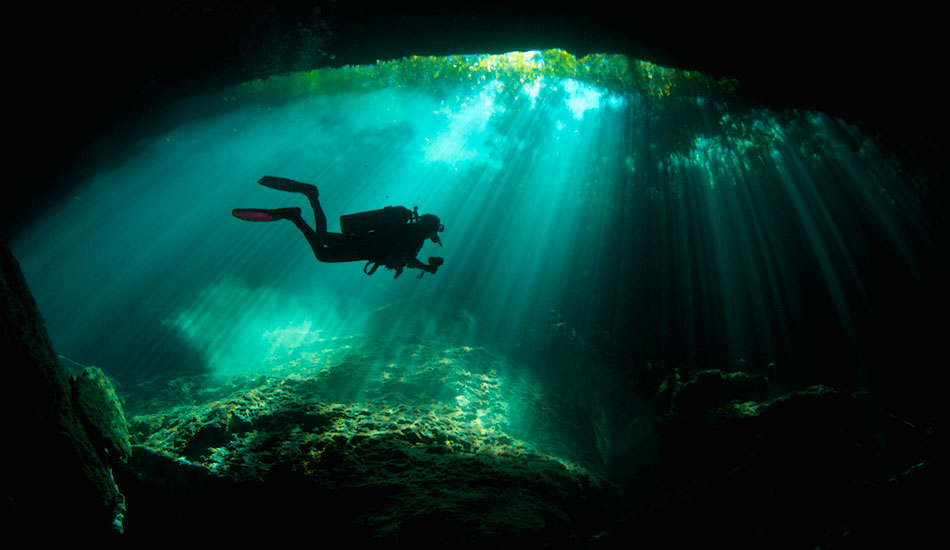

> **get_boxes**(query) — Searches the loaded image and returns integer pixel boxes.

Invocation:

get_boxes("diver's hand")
[427,257,444,274]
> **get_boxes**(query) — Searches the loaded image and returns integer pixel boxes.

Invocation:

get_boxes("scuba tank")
[341,206,422,278]
[340,206,416,235]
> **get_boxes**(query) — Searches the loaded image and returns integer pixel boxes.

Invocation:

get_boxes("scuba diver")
[233,176,444,279]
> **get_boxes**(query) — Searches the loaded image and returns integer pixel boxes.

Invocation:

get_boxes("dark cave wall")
[1,245,120,539]
[2,2,945,240]
[0,5,945,540]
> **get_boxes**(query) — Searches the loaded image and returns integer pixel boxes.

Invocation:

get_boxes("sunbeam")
[13,51,934,396]
[8,46,943,546]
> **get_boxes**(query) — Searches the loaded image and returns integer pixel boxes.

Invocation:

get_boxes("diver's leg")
[257,176,345,245]
[285,211,365,263]
[303,189,354,247]
[285,212,325,260]
[305,190,330,241]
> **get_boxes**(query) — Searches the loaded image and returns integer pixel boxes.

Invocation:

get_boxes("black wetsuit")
[234,176,441,278]
[289,190,432,277]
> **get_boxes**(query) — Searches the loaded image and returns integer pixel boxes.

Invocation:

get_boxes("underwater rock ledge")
[1,246,127,538]
[116,333,945,547]
[4,234,942,545]
[609,366,945,549]
[117,348,618,545]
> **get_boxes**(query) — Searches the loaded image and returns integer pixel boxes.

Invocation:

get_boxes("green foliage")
[225,49,736,107]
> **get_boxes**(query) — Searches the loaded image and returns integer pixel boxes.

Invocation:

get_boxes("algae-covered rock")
[119,336,617,544]
[671,369,769,416]
[640,382,934,548]
[73,366,132,463]
[1,246,125,538]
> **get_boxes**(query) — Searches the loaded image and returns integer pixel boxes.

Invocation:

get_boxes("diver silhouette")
[233,176,444,279]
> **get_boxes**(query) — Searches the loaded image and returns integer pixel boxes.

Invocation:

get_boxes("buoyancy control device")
[340,206,416,235]
[340,206,427,278]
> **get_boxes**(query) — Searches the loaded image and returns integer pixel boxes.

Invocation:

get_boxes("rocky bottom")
[111,334,941,547]
[117,336,617,545]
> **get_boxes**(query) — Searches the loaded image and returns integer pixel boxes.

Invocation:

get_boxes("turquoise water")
[11,52,936,405]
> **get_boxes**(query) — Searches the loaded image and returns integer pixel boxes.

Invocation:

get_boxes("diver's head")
[417,214,444,245]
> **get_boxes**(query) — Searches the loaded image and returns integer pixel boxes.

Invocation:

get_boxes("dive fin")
[258,176,318,198]
[232,207,301,222]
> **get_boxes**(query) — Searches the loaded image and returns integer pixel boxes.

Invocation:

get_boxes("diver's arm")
[407,256,441,274]
[407,256,443,274]
[406,256,432,272]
